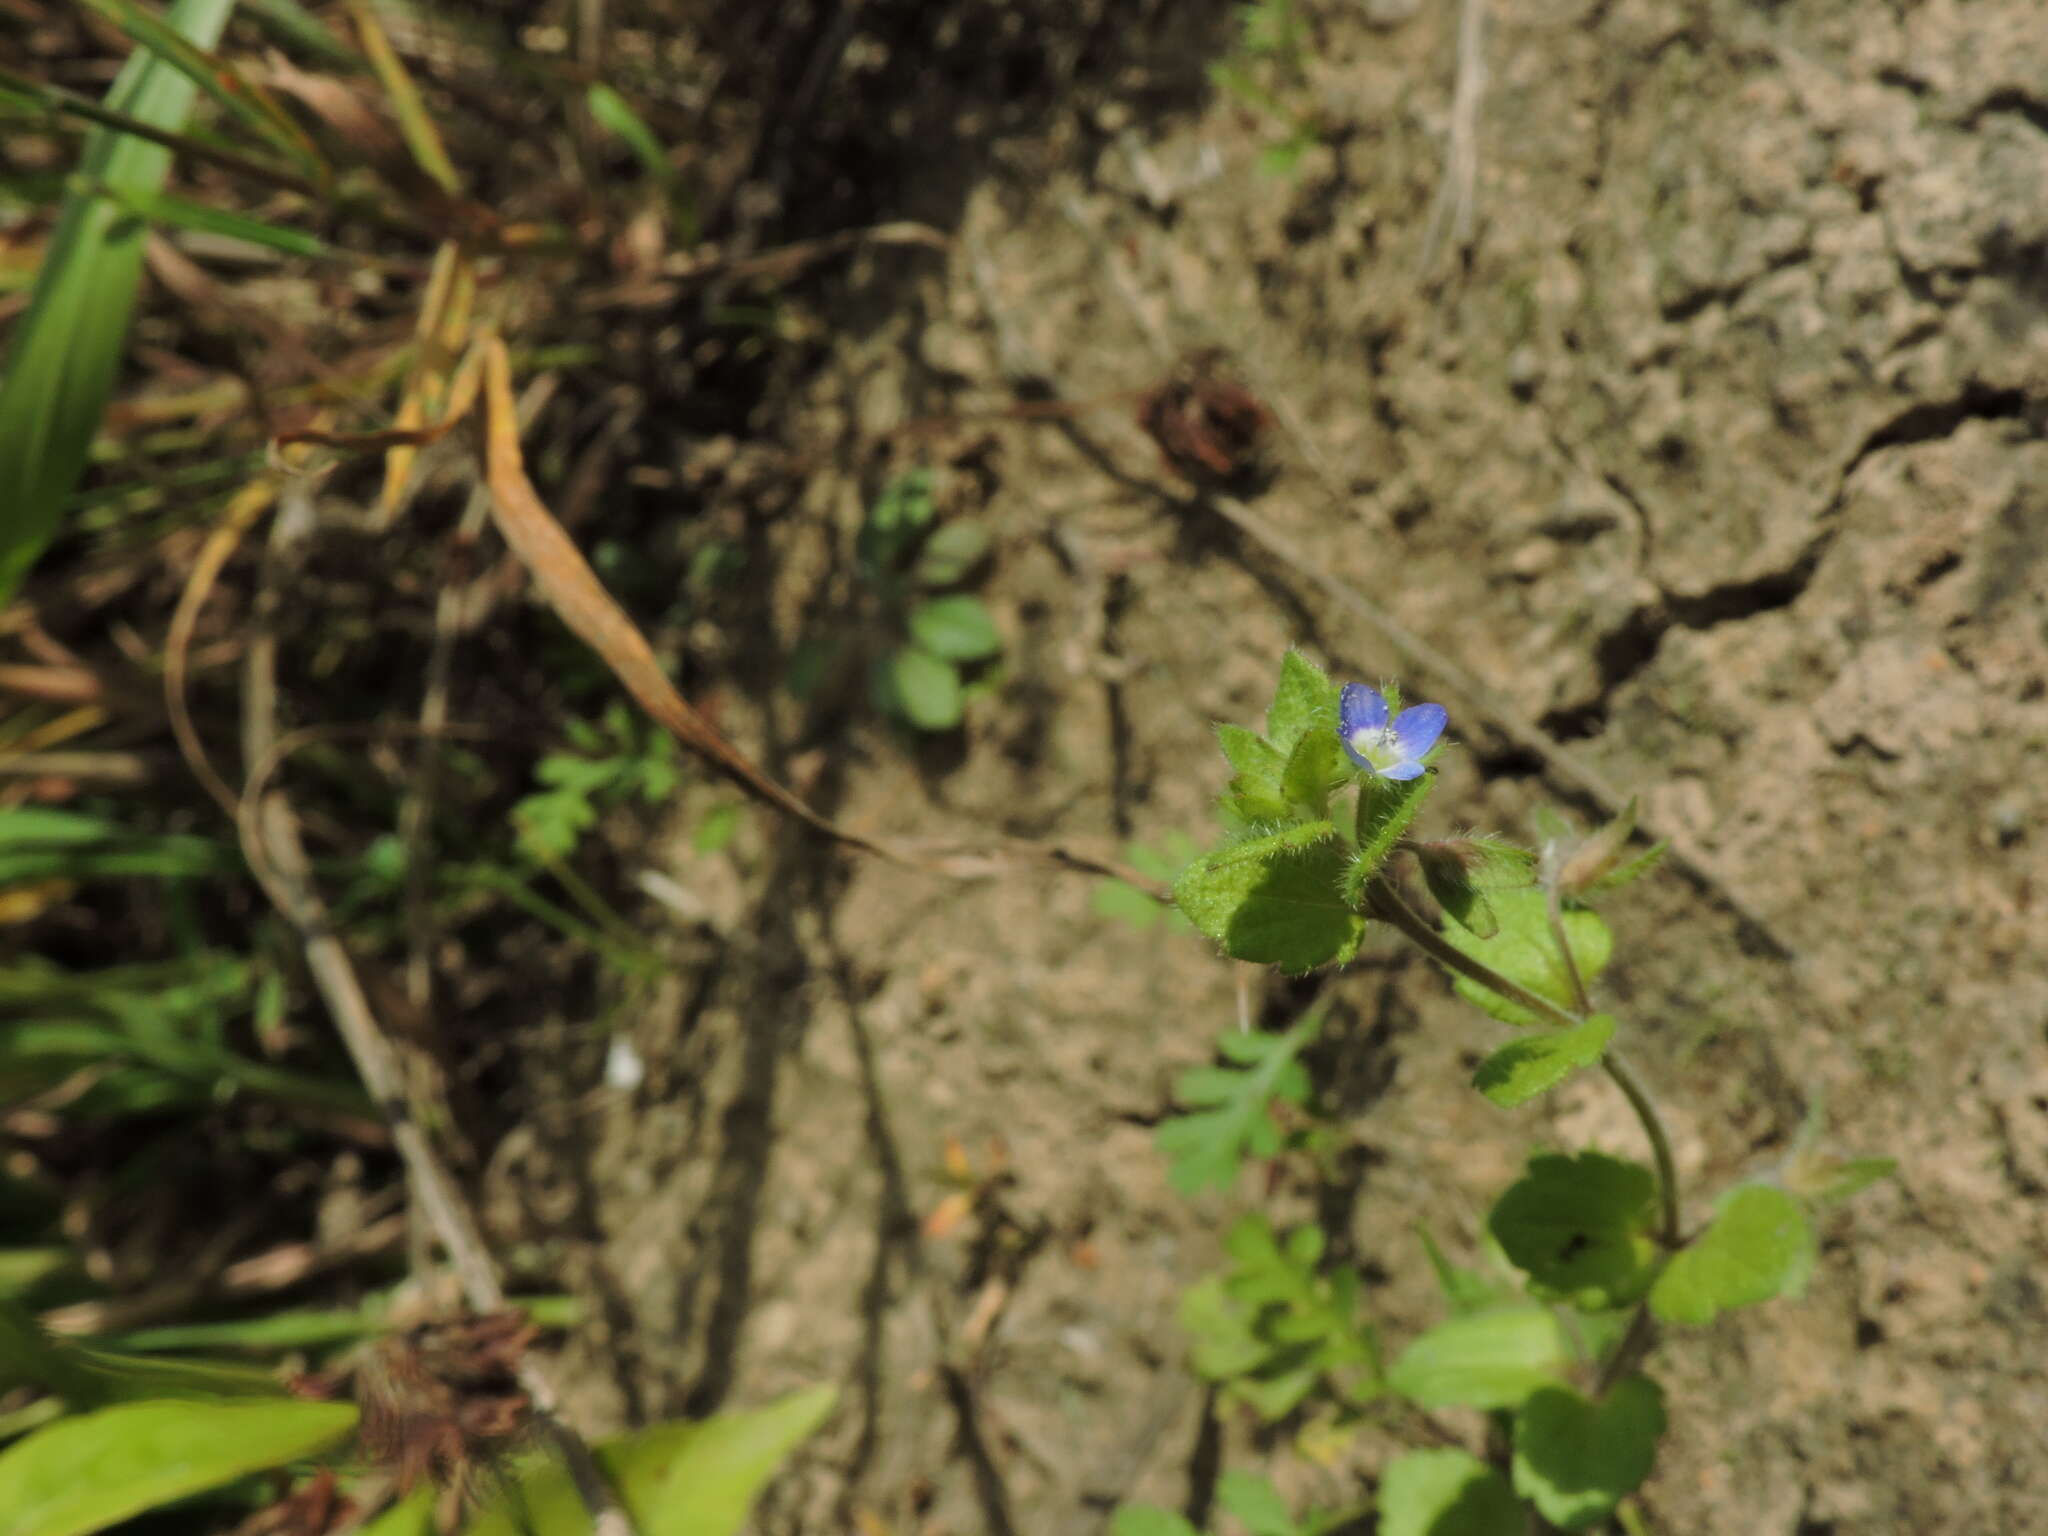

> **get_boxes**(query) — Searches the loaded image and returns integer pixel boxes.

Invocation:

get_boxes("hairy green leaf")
[1344,771,1432,901]
[1280,727,1344,817]
[1441,889,1611,1028]
[1265,651,1339,757]
[1174,822,1362,973]
[1472,1014,1615,1108]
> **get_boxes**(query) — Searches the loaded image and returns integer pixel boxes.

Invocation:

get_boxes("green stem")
[1545,884,1592,1016]
[1362,878,1683,1246]
[1601,1047,1681,1248]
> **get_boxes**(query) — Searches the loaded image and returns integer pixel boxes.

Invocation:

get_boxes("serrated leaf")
[1376,1448,1523,1536]
[1512,1377,1665,1530]
[1472,1014,1616,1108]
[1192,1215,1379,1418]
[1386,1306,1568,1410]
[1649,1185,1813,1326]
[1173,823,1363,973]
[1266,652,1339,756]
[1179,1273,1275,1383]
[1345,771,1432,901]
[1281,728,1344,817]
[887,645,964,730]
[912,520,991,585]
[1442,889,1611,1028]
[1417,837,1536,938]
[1487,1151,1658,1309]
[1155,1019,1317,1193]
[907,594,1002,661]
[0,1398,356,1536]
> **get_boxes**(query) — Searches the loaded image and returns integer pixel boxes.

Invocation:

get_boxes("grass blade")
[74,0,330,181]
[348,0,460,194]
[0,0,239,604]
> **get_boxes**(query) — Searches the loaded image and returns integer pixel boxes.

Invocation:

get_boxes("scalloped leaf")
[1512,1376,1665,1530]
[1487,1151,1658,1309]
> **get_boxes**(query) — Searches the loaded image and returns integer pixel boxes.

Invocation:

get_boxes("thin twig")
[165,479,280,818]
[402,374,557,1010]
[1419,0,1487,276]
[249,796,636,1536]
[0,752,150,784]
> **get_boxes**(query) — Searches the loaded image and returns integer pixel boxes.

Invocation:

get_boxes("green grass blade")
[586,85,673,185]
[349,0,460,194]
[0,0,239,604]
[74,0,329,179]
[99,182,332,259]
[0,1397,355,1536]
[241,0,364,68]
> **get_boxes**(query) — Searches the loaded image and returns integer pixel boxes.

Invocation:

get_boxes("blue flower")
[1339,684,1447,781]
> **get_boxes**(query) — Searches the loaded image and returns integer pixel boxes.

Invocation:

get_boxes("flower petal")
[1339,683,1388,738]
[1390,702,1448,760]
[1379,758,1427,781]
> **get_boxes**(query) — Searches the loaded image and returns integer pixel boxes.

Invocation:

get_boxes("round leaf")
[907,595,1002,661]
[1512,1377,1666,1529]
[1488,1151,1658,1308]
[888,645,963,730]
[1377,1448,1522,1536]
[912,520,992,585]
[1649,1185,1814,1326]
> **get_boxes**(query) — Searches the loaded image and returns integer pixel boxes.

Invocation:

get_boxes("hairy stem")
[1363,877,1683,1246]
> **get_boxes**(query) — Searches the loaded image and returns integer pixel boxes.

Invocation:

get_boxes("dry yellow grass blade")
[477,339,1166,897]
[475,339,888,855]
[378,240,474,519]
